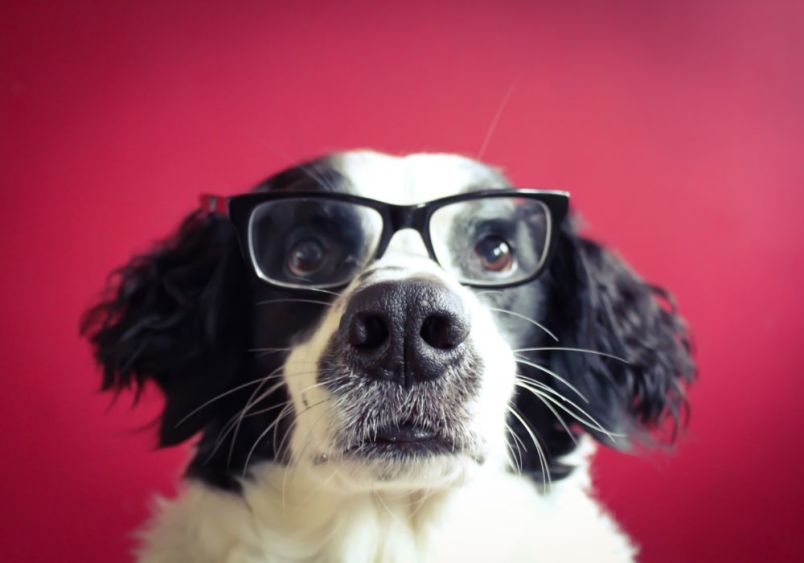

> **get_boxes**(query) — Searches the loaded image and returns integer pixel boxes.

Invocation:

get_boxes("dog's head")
[83,151,695,491]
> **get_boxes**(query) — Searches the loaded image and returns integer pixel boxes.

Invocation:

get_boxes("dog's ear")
[81,210,250,446]
[543,223,696,447]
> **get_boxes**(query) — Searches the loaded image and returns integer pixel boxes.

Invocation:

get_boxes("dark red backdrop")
[3,1,803,561]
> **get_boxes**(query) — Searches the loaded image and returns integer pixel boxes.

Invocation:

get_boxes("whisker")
[206,367,331,460]
[203,399,292,465]
[270,370,348,464]
[373,491,400,522]
[504,421,526,473]
[239,400,292,420]
[408,487,438,519]
[241,404,295,478]
[513,381,578,446]
[506,405,551,491]
[256,298,334,307]
[513,356,589,403]
[175,373,285,428]
[474,289,503,295]
[296,375,350,397]
[242,369,348,424]
[217,368,343,460]
[514,347,629,364]
[242,374,349,421]
[248,347,293,355]
[515,374,614,436]
[280,402,337,508]
[208,377,288,463]
[226,374,289,465]
[514,375,624,444]
[298,455,345,506]
[274,397,332,465]
[300,287,340,297]
[477,77,519,159]
[488,308,558,341]
[269,402,299,456]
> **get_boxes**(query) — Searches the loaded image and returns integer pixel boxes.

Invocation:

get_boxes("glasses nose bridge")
[377,203,432,261]
[387,204,425,235]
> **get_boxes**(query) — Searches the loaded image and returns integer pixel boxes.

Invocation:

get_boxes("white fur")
[136,151,637,562]
[281,252,516,490]
[138,441,634,562]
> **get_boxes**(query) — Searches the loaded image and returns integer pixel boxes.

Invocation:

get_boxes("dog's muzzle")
[313,276,486,462]
[339,279,470,388]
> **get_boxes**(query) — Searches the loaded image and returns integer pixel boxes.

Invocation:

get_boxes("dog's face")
[83,151,695,492]
[273,153,536,488]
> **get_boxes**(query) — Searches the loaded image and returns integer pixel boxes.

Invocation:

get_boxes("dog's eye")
[474,235,514,272]
[287,238,326,277]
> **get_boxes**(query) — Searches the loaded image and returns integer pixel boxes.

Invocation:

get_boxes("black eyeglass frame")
[201,188,570,290]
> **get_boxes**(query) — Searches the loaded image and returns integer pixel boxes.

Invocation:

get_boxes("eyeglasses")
[201,189,569,290]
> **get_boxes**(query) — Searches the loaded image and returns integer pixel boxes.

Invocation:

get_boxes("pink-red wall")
[2,1,803,561]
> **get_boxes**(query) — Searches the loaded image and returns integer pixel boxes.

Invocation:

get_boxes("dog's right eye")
[287,238,326,278]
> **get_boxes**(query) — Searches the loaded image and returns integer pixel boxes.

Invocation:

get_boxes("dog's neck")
[139,440,637,562]
[221,460,583,562]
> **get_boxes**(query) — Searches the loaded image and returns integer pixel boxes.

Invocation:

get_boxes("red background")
[2,1,803,561]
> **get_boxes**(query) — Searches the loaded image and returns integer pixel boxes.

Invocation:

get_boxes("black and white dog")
[83,150,694,562]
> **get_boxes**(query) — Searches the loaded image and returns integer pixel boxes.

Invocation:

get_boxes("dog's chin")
[307,424,481,491]
[331,452,474,492]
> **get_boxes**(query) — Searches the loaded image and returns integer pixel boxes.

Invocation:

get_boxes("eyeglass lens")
[429,197,550,286]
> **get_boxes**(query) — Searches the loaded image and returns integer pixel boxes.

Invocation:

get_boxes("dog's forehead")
[330,150,509,203]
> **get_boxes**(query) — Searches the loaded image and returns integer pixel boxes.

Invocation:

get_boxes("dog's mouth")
[345,421,457,458]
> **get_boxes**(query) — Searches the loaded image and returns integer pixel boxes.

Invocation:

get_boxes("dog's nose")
[340,280,470,387]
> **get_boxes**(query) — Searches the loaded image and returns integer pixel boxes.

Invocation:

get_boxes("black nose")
[340,280,470,387]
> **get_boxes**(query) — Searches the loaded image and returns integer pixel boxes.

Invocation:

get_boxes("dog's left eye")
[287,238,326,277]
[474,235,514,272]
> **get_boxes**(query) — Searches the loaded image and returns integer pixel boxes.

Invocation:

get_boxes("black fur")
[82,158,338,490]
[507,221,696,481]
[81,211,251,448]
[82,158,695,492]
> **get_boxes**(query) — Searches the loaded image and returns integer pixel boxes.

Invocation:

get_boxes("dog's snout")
[341,280,470,387]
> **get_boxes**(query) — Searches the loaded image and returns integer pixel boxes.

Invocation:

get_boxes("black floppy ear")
[544,223,696,446]
[81,210,250,446]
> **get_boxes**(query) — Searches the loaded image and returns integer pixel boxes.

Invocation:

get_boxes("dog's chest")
[137,465,635,563]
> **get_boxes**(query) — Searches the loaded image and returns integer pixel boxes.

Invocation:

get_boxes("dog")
[83,150,695,562]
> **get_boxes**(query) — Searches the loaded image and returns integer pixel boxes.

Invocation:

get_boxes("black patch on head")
[255,156,349,194]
